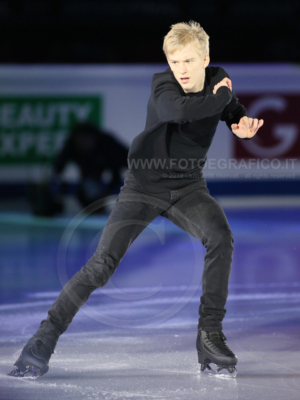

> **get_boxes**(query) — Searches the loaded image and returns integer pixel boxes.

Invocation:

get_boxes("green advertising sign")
[0,96,102,164]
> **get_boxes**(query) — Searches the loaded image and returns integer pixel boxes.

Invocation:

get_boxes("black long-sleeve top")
[128,66,248,192]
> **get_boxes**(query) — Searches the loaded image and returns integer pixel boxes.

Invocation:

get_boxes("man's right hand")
[213,78,232,94]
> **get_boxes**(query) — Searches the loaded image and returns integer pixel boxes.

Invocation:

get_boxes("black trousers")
[33,170,234,352]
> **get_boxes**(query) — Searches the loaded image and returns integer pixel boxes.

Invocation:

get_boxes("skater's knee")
[80,264,112,288]
[205,225,234,250]
[81,252,119,288]
[215,227,234,248]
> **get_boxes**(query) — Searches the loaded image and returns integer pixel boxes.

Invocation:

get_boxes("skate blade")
[197,350,237,378]
[7,366,42,380]
[200,362,237,379]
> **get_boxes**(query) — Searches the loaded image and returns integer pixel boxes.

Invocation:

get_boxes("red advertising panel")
[234,94,300,160]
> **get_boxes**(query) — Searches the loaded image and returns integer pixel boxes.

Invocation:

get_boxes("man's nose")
[179,63,187,73]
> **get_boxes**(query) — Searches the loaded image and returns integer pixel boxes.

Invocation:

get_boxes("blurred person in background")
[28,122,128,216]
[53,122,128,208]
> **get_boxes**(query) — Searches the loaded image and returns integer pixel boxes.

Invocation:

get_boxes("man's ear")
[203,54,210,68]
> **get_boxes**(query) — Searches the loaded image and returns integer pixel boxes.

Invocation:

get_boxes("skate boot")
[7,337,53,379]
[196,330,238,378]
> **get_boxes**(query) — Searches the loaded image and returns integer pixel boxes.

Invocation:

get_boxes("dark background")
[0,0,299,64]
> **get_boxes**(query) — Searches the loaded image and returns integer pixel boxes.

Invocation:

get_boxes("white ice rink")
[1,208,300,399]
[1,286,300,400]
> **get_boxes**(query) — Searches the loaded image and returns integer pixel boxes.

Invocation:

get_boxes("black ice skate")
[7,338,53,379]
[196,330,238,377]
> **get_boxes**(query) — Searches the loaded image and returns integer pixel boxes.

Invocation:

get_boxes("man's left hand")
[231,116,264,139]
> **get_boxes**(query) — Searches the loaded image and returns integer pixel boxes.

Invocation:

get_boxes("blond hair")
[163,20,210,59]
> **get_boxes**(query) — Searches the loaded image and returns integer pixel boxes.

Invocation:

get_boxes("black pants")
[33,170,234,352]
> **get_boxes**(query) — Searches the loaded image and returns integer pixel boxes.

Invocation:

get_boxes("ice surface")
[1,289,300,400]
[0,208,300,399]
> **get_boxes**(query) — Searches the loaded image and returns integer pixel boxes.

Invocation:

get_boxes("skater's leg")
[34,184,166,349]
[162,180,234,332]
[9,173,167,378]
[162,181,237,375]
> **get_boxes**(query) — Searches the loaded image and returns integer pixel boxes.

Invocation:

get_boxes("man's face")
[167,43,209,93]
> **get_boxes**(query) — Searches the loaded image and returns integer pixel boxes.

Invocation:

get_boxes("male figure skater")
[9,21,263,378]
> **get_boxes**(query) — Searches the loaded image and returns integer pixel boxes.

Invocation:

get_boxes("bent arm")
[220,90,250,140]
[221,93,252,141]
[220,68,251,141]
[153,77,233,123]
